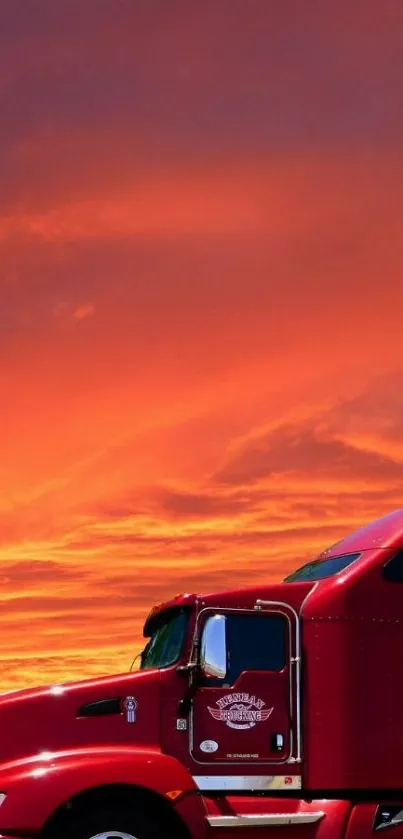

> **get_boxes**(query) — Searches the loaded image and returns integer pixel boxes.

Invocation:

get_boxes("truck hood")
[0,668,160,764]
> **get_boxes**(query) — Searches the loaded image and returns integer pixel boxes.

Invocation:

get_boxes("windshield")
[140,608,188,670]
[283,552,361,582]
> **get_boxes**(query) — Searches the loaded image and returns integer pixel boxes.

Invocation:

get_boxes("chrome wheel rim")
[90,833,138,839]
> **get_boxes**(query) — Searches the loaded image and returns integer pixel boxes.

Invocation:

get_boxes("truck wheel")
[58,807,161,839]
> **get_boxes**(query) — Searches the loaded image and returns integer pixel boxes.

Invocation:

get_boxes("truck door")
[190,606,299,767]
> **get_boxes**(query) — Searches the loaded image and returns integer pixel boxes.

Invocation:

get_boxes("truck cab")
[150,586,306,791]
[1,509,403,839]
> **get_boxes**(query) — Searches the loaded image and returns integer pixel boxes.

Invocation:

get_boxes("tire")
[58,807,162,839]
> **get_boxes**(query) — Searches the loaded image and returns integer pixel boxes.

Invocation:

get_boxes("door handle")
[271,733,284,751]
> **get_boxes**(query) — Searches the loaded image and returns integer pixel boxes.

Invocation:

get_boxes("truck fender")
[0,745,199,832]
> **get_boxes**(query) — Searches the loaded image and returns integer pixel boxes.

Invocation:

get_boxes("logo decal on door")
[208,693,274,730]
[121,696,138,723]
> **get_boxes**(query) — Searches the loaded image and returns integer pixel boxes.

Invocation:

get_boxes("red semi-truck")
[1,510,403,838]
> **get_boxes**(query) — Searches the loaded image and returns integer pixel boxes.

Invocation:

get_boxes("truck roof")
[318,508,403,557]
[143,510,403,634]
[143,583,313,635]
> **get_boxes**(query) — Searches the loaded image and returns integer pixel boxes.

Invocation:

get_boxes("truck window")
[140,609,188,670]
[227,614,286,682]
[383,551,403,582]
[283,551,361,582]
[203,613,286,686]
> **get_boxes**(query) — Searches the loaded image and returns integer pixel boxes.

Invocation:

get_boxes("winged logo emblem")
[208,693,274,730]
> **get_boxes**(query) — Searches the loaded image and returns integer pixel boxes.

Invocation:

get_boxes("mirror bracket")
[176,662,198,674]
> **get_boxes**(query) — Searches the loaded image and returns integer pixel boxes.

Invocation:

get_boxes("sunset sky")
[1,1,403,691]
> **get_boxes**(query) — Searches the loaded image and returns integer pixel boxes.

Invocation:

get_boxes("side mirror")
[200,614,227,679]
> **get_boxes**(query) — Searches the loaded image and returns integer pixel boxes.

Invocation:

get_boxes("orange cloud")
[73,303,95,322]
[0,374,402,691]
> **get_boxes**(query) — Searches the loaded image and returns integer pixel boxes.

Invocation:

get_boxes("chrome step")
[207,811,325,828]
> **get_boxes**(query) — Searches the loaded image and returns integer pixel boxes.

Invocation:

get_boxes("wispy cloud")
[0,373,402,687]
[73,303,95,322]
